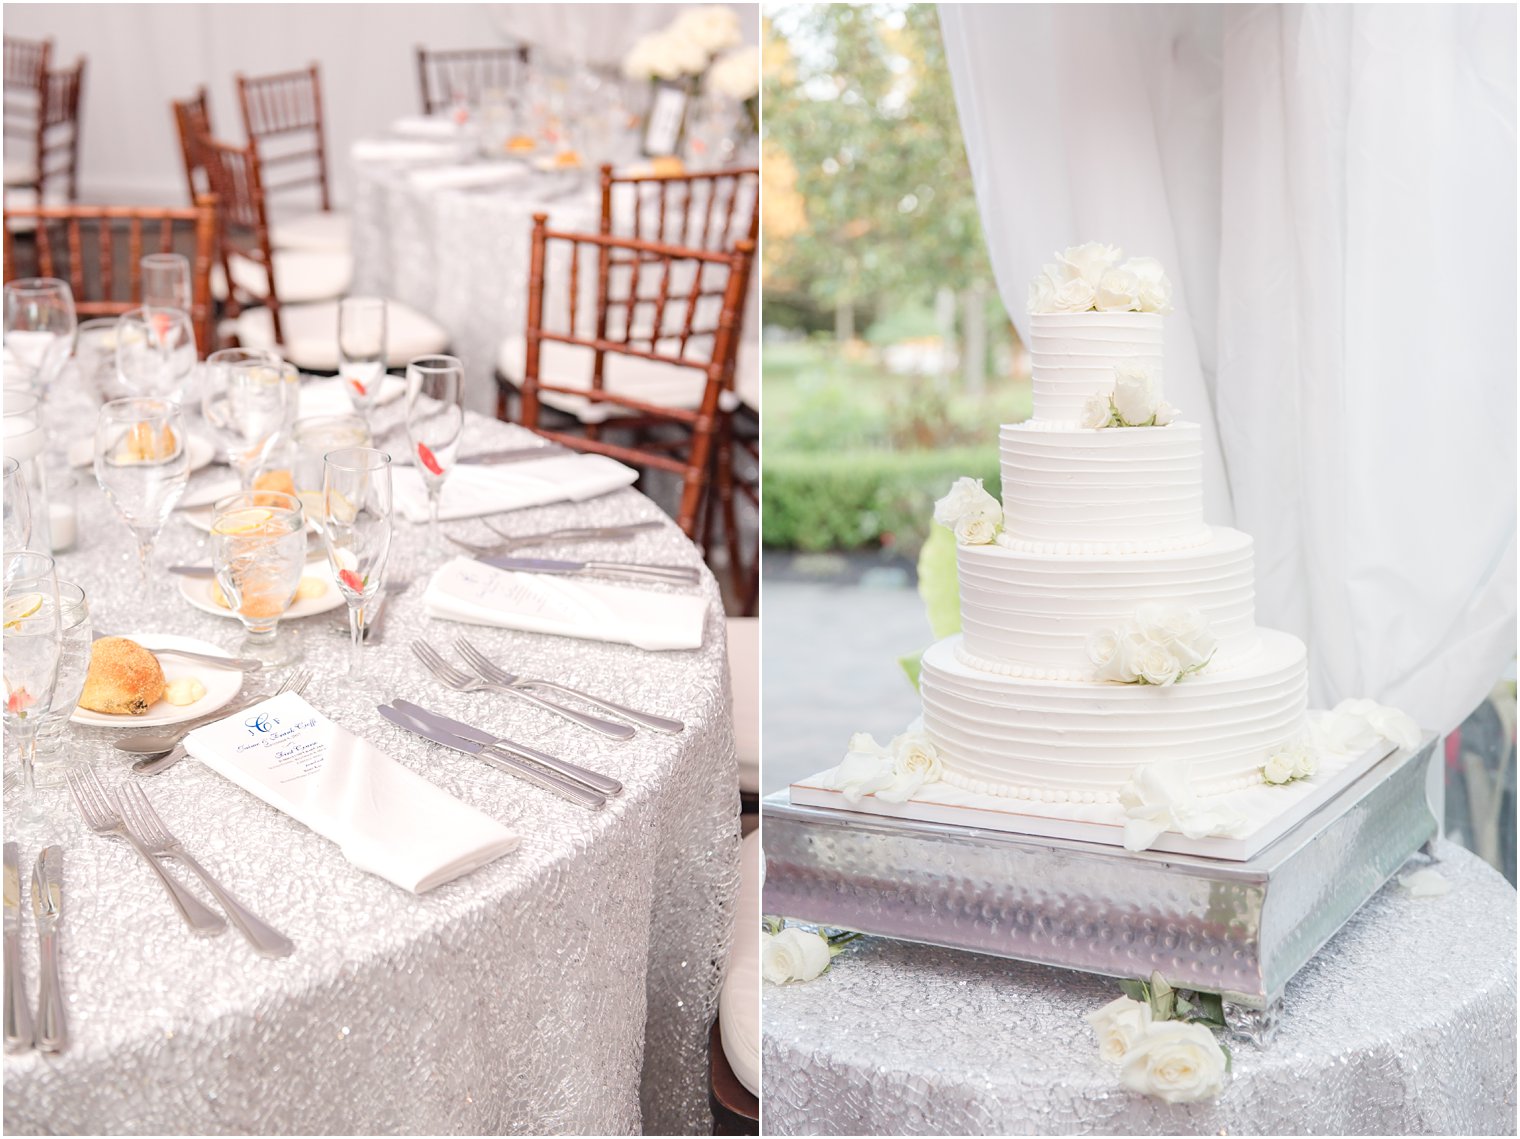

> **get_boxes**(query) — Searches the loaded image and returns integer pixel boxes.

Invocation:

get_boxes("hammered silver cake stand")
[761,839,1517,1136]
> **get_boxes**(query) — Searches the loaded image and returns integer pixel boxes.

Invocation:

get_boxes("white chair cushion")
[234,299,449,372]
[718,829,761,1098]
[727,616,759,793]
[213,249,353,305]
[3,158,38,187]
[268,210,352,253]
[496,335,711,424]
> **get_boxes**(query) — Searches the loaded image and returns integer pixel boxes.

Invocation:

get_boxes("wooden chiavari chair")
[233,63,350,253]
[416,44,531,116]
[3,39,85,207]
[520,213,754,542]
[171,87,213,203]
[1,197,220,357]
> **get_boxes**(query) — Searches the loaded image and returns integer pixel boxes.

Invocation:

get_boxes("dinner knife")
[377,704,607,811]
[480,555,701,585]
[459,444,573,466]
[392,699,623,797]
[31,846,65,1054]
[3,843,33,1053]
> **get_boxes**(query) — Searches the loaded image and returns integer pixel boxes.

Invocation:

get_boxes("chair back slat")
[3,36,50,92]
[2,198,221,357]
[416,45,531,116]
[171,88,212,203]
[235,63,332,214]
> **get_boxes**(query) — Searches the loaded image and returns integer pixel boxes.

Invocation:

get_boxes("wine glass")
[31,578,90,778]
[210,490,307,669]
[116,306,196,400]
[403,355,464,552]
[3,456,32,584]
[75,316,131,405]
[293,414,371,520]
[94,397,191,584]
[339,297,387,420]
[321,447,392,677]
[203,348,291,489]
[141,253,191,311]
[3,278,76,400]
[4,551,62,800]
[4,390,51,554]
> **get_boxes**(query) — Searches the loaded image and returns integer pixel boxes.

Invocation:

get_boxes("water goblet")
[116,306,196,400]
[5,390,51,553]
[203,348,291,489]
[321,447,393,677]
[339,297,388,420]
[3,277,76,400]
[140,253,192,311]
[403,355,465,553]
[3,456,32,585]
[74,316,132,405]
[31,579,90,782]
[4,551,62,802]
[292,414,371,520]
[210,491,308,670]
[94,397,191,584]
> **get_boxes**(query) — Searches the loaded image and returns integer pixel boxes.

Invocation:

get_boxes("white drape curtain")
[940,3,1516,733]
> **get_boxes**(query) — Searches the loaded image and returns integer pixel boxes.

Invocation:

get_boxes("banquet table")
[2,380,740,1135]
[761,840,1516,1136]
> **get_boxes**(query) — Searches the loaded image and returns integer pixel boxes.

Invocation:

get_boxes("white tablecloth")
[2,385,740,1134]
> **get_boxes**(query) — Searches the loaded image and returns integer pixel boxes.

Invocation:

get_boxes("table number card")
[184,692,519,893]
[643,81,689,157]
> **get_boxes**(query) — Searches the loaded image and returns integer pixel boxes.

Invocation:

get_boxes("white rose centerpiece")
[1027,244,1174,315]
[933,476,1003,546]
[1086,973,1232,1104]
[622,6,742,83]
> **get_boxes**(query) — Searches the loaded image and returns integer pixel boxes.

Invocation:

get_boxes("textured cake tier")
[1028,311,1164,423]
[998,421,1206,550]
[920,629,1308,802]
[957,527,1259,679]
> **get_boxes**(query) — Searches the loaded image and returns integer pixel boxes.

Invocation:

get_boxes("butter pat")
[164,677,207,706]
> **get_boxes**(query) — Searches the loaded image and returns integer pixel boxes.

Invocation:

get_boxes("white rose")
[1152,400,1178,426]
[1119,761,1193,851]
[1123,256,1174,314]
[761,927,832,984]
[1086,628,1122,673]
[622,34,660,79]
[1262,751,1297,785]
[876,731,943,803]
[1111,363,1159,426]
[1118,1021,1227,1104]
[707,47,759,101]
[1357,701,1422,750]
[1027,267,1060,314]
[834,733,895,803]
[1080,392,1114,429]
[1293,747,1319,780]
[670,5,742,55]
[933,476,996,528]
[1137,605,1214,670]
[1086,996,1153,1065]
[1135,641,1180,687]
[635,30,709,80]
[953,510,998,546]
[1095,267,1141,312]
[1057,242,1124,286]
[1051,275,1097,313]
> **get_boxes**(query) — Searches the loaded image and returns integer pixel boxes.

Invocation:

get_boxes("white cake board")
[789,735,1398,862]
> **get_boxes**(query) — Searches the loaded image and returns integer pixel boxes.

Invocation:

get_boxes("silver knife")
[377,704,607,811]
[392,699,623,797]
[481,555,701,585]
[31,846,65,1054]
[459,444,573,466]
[3,843,32,1052]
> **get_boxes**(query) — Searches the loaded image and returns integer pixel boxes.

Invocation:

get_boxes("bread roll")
[79,637,166,715]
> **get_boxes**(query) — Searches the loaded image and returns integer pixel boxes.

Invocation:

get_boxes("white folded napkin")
[393,453,638,522]
[391,115,475,139]
[351,139,467,163]
[408,163,526,191]
[424,555,707,651]
[184,692,518,893]
[297,375,406,418]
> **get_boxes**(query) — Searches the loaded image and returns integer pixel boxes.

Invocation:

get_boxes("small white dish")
[178,559,344,620]
[71,633,245,728]
[68,432,215,473]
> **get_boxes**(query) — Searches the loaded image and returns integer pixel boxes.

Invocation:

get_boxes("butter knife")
[480,555,700,585]
[3,843,32,1052]
[31,846,65,1054]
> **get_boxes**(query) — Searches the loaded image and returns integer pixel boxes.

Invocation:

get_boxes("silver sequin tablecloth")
[761,840,1516,1135]
[3,393,739,1134]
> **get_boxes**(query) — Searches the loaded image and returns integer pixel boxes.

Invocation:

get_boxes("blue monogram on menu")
[246,713,282,736]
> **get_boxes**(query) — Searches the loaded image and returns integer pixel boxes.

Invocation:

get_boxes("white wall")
[4,2,756,206]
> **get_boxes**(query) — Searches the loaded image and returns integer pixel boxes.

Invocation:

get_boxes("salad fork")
[409,640,635,740]
[131,668,312,775]
[118,668,312,756]
[116,784,294,958]
[453,637,683,734]
[66,769,226,935]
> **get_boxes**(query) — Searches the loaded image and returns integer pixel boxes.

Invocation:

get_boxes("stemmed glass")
[94,397,191,584]
[3,456,32,584]
[339,297,387,421]
[293,414,371,518]
[32,579,90,777]
[321,447,392,677]
[203,348,291,489]
[117,306,197,400]
[4,551,63,800]
[210,490,307,669]
[403,355,464,552]
[75,317,131,405]
[140,253,192,311]
[5,390,50,554]
[3,278,76,401]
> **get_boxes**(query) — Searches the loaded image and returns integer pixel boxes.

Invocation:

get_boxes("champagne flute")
[94,397,191,584]
[116,306,196,400]
[210,490,307,669]
[338,297,387,420]
[3,456,32,585]
[31,579,90,778]
[321,447,392,677]
[141,253,192,311]
[203,348,291,489]
[4,551,62,801]
[403,355,464,553]
[3,278,76,401]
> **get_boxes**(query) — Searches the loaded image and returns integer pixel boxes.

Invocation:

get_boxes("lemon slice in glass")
[2,593,44,630]
[212,507,275,536]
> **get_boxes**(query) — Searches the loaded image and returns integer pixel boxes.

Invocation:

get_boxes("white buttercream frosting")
[1028,311,1165,423]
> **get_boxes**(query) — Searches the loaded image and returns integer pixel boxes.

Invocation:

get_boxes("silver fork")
[410,641,635,740]
[66,770,226,935]
[116,784,295,958]
[118,668,313,756]
[480,519,665,551]
[453,637,683,735]
[132,669,312,776]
